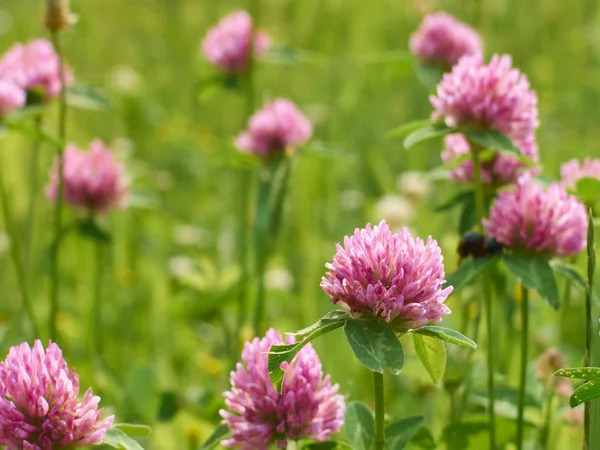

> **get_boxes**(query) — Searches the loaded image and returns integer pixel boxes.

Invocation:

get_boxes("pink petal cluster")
[431,54,539,143]
[236,99,312,157]
[0,80,25,118]
[202,10,271,72]
[442,132,538,184]
[560,158,600,190]
[46,140,127,214]
[0,340,114,449]
[483,174,588,257]
[320,220,453,329]
[409,12,482,67]
[0,39,73,101]
[220,329,345,450]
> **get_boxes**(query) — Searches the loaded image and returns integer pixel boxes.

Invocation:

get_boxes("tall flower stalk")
[235,99,312,336]
[516,284,529,450]
[25,114,43,269]
[469,140,496,449]
[584,211,595,449]
[373,372,385,450]
[48,30,68,341]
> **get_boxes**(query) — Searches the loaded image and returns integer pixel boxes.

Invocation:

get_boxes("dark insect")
[458,231,503,259]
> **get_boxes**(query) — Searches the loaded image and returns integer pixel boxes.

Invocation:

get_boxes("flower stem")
[235,0,260,350]
[516,284,529,450]
[25,114,43,270]
[539,392,554,449]
[584,210,595,450]
[470,141,496,449]
[373,371,385,450]
[93,238,104,357]
[0,157,39,337]
[48,30,68,341]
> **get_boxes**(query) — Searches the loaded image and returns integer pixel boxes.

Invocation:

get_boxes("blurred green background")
[1,0,599,448]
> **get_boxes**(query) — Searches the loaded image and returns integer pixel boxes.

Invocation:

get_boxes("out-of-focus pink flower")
[410,12,482,67]
[483,174,588,257]
[320,220,453,329]
[202,10,271,72]
[220,329,345,450]
[563,407,584,426]
[0,340,114,449]
[560,158,600,190]
[0,39,73,102]
[0,80,25,117]
[46,140,127,214]
[535,348,572,397]
[442,132,538,184]
[431,54,539,144]
[236,99,312,157]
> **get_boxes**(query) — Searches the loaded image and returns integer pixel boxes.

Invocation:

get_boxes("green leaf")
[462,129,520,155]
[413,334,446,384]
[458,194,476,235]
[413,326,477,350]
[344,319,404,374]
[502,253,559,309]
[434,191,473,213]
[4,119,64,147]
[385,415,425,450]
[412,58,446,90]
[200,424,230,450]
[344,401,375,450]
[569,380,600,407]
[409,427,437,449]
[446,256,499,291]
[387,120,435,139]
[303,442,341,449]
[555,367,600,382]
[268,311,349,392]
[113,424,152,437]
[550,259,587,293]
[77,219,112,243]
[575,177,600,205]
[100,428,145,450]
[67,84,113,111]
[403,123,452,150]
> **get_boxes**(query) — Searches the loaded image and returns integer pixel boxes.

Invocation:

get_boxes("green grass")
[1,0,599,448]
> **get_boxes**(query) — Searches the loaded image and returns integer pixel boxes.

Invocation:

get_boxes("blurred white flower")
[341,189,364,211]
[375,195,414,228]
[264,267,294,292]
[168,256,195,277]
[173,225,211,247]
[109,65,142,94]
[397,171,431,201]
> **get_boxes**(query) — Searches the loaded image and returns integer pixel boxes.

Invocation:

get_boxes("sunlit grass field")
[1,0,600,448]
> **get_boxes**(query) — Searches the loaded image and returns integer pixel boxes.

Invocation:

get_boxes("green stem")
[48,30,68,341]
[516,285,529,450]
[286,441,298,450]
[585,210,595,450]
[93,239,104,357]
[470,141,496,449]
[0,158,39,337]
[25,114,43,269]
[539,392,554,449]
[373,371,385,450]
[251,166,272,337]
[235,0,260,348]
